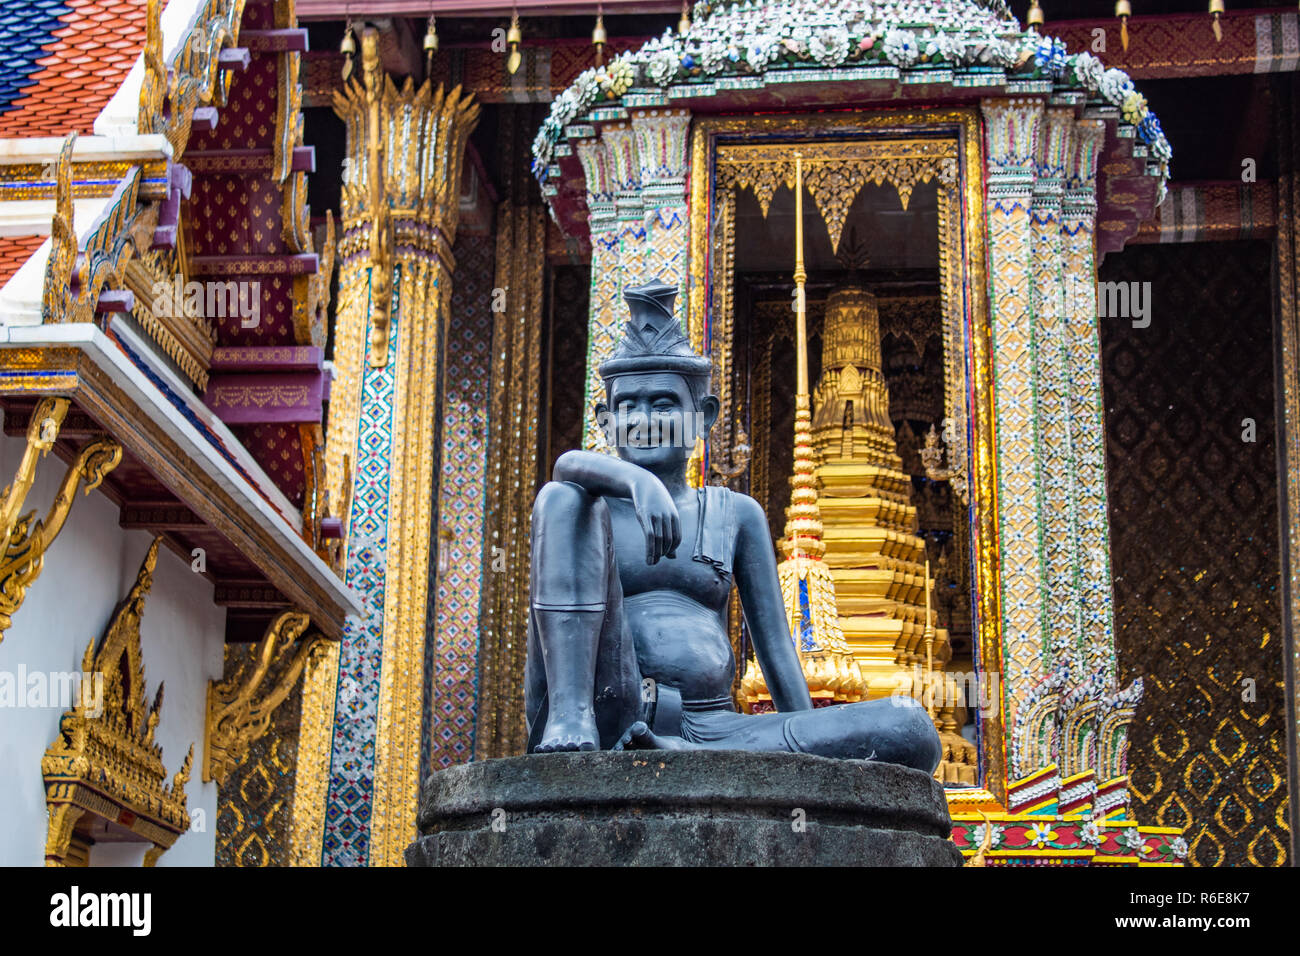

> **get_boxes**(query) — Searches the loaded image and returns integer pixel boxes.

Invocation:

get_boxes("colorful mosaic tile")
[1030,109,1079,678]
[322,271,398,867]
[1063,121,1117,682]
[424,234,496,777]
[983,98,1047,779]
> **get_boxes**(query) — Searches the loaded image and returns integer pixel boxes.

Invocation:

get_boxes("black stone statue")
[525,278,941,773]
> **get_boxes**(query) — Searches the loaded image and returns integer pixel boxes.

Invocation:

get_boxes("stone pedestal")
[406,750,962,867]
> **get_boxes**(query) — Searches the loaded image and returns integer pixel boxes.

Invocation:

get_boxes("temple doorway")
[700,129,982,785]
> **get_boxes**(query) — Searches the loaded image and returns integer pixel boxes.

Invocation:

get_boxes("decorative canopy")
[533,0,1171,250]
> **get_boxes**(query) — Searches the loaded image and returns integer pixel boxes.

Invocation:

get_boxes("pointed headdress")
[599,278,712,383]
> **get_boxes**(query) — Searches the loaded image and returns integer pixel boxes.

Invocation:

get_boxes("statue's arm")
[553,449,641,499]
[733,494,814,713]
[551,450,680,563]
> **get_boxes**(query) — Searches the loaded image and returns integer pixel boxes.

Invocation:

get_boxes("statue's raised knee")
[532,479,589,524]
[878,696,942,774]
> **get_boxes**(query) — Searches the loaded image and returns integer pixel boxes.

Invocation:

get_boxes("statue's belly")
[623,590,734,701]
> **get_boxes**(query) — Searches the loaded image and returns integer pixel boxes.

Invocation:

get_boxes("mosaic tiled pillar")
[576,135,620,452]
[577,112,691,453]
[631,109,691,303]
[423,234,496,778]
[603,122,646,294]
[1061,119,1117,686]
[981,97,1047,780]
[1030,108,1080,681]
[306,35,479,866]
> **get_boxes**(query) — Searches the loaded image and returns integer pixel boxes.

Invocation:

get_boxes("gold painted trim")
[0,159,169,202]
[370,255,440,867]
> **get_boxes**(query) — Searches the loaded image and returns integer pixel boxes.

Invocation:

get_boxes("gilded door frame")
[686,108,1007,800]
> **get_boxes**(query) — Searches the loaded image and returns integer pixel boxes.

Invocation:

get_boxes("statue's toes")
[612,720,649,751]
[535,733,597,753]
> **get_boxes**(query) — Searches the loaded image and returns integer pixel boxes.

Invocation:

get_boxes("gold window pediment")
[42,538,193,867]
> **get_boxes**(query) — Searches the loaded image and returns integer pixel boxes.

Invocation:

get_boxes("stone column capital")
[981,96,1046,184]
[630,108,691,205]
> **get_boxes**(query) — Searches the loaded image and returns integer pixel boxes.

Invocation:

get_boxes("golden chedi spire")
[741,154,866,714]
[806,236,976,785]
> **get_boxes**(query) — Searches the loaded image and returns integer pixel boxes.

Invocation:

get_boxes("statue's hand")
[629,471,680,564]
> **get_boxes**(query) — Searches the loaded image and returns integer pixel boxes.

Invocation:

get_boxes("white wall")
[0,425,224,866]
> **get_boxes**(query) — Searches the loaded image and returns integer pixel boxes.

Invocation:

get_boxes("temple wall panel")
[1102,240,1288,866]
[215,645,305,867]
[0,429,222,866]
[474,203,547,760]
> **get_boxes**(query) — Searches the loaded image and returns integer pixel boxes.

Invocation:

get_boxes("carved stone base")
[406,750,962,867]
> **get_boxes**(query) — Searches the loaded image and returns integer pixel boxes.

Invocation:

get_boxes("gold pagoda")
[810,278,977,785]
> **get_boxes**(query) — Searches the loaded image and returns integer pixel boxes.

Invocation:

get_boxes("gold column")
[301,28,479,867]
[475,202,547,758]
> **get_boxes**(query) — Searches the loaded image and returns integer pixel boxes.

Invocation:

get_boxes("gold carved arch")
[714,139,960,252]
[701,131,968,507]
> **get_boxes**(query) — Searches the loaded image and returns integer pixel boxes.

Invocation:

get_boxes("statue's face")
[597,372,715,471]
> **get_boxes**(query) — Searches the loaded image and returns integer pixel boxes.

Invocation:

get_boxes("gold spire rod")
[924,558,936,717]
[794,152,808,398]
[776,150,838,644]
[784,150,819,562]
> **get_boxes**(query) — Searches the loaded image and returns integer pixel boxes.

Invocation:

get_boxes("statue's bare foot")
[612,720,697,751]
[534,709,598,753]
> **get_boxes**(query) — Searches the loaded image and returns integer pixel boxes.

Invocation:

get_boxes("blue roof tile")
[0,1,71,114]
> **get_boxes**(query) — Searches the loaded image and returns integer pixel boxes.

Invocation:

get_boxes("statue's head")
[596,278,719,471]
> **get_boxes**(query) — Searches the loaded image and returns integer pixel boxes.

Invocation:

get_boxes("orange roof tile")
[0,234,45,288]
[0,0,146,139]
